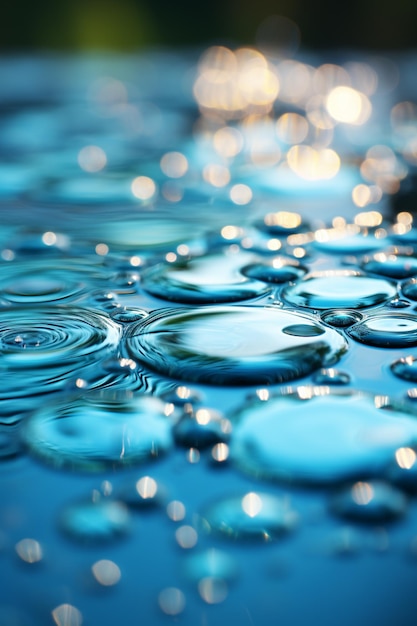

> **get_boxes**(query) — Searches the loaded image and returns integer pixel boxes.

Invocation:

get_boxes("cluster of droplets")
[4,39,417,626]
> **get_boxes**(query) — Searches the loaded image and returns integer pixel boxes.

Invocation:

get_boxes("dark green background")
[2,0,417,52]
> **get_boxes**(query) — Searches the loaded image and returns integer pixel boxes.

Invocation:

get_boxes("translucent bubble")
[283,272,397,309]
[23,391,173,471]
[240,259,306,284]
[139,252,271,304]
[124,306,347,386]
[330,481,408,523]
[320,310,363,328]
[347,314,417,348]
[200,492,297,541]
[230,389,417,485]
[59,498,130,543]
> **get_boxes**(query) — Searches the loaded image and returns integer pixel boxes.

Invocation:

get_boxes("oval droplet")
[347,314,417,348]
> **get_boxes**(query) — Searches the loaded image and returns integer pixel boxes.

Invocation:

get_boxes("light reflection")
[230,184,253,204]
[167,500,186,522]
[198,577,228,604]
[92,559,121,586]
[351,481,374,505]
[160,152,188,178]
[276,112,309,144]
[136,476,158,499]
[203,163,231,187]
[241,492,262,517]
[395,447,417,469]
[211,442,229,462]
[131,176,156,200]
[158,587,186,616]
[175,525,198,548]
[287,145,340,180]
[213,126,244,157]
[326,86,371,125]
[77,146,107,173]
[15,538,43,563]
[52,604,83,626]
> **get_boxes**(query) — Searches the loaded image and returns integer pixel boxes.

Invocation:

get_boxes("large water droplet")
[240,259,306,284]
[124,306,347,386]
[361,252,417,279]
[140,252,271,304]
[230,389,417,485]
[22,391,173,471]
[330,481,408,523]
[347,314,417,348]
[283,271,397,309]
[0,306,121,418]
[59,498,130,543]
[200,492,297,541]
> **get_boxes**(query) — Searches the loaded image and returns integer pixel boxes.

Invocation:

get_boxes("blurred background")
[1,0,417,52]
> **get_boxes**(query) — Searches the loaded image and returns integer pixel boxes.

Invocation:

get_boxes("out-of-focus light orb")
[326,86,371,125]
[77,145,107,172]
[287,145,340,180]
[131,176,156,200]
[241,492,263,517]
[213,126,244,157]
[230,183,253,204]
[15,538,43,563]
[395,446,417,469]
[175,525,198,548]
[136,476,158,499]
[276,113,309,144]
[203,164,231,187]
[158,587,186,615]
[92,559,121,586]
[160,152,188,178]
[351,481,374,505]
[52,604,83,626]
[167,500,186,522]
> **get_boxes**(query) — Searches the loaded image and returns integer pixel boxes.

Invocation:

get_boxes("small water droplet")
[200,492,297,541]
[330,481,408,523]
[312,368,351,385]
[321,310,363,328]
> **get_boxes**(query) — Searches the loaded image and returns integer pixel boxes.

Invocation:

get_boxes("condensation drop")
[124,306,347,386]
[230,389,417,485]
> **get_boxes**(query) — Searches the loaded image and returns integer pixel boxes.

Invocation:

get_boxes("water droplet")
[254,211,307,236]
[312,229,382,255]
[330,481,408,523]
[391,356,417,382]
[23,391,173,471]
[347,314,417,348]
[59,498,130,543]
[283,271,396,309]
[118,475,162,509]
[0,306,121,416]
[362,253,417,279]
[110,308,148,323]
[230,389,417,485]
[385,446,417,492]
[401,278,417,301]
[312,368,350,385]
[140,252,271,304]
[240,259,306,284]
[387,298,410,309]
[124,306,347,386]
[320,310,363,328]
[200,492,297,541]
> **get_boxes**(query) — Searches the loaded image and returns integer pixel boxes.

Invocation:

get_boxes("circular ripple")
[200,492,298,541]
[347,314,417,348]
[282,271,396,309]
[0,306,121,415]
[124,306,347,386]
[230,389,417,485]
[140,253,271,304]
[22,390,173,471]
